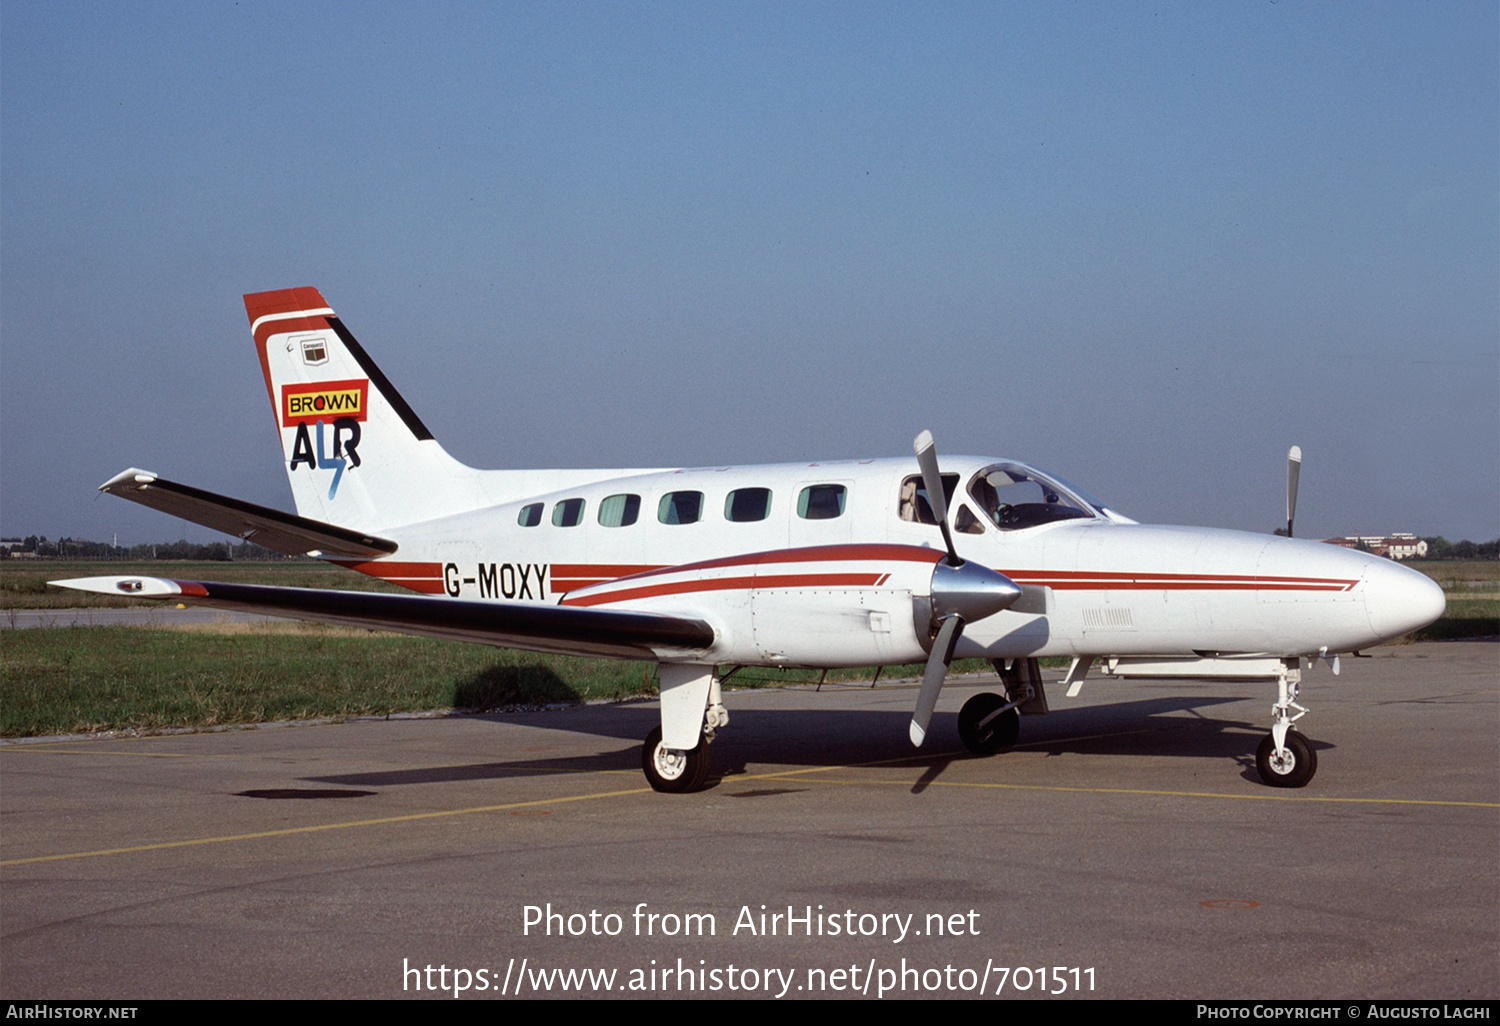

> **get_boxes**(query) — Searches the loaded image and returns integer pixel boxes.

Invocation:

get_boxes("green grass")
[0,626,660,737]
[0,559,1040,737]
[1411,599,1500,642]
[1406,560,1499,641]
[0,619,1015,738]
[1406,559,1500,585]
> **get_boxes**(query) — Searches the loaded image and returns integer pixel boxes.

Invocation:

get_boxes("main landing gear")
[641,726,711,793]
[1256,660,1317,788]
[957,693,1019,754]
[955,658,1046,755]
[640,666,728,794]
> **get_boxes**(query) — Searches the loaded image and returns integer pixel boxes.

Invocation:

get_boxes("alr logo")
[281,379,369,499]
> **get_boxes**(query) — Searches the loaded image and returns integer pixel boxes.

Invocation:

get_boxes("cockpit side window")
[968,464,1096,531]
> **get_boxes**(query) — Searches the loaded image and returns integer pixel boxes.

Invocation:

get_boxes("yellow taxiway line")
[4,746,1494,868]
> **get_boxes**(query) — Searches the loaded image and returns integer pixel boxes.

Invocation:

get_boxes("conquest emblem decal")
[282,379,368,500]
[300,337,328,365]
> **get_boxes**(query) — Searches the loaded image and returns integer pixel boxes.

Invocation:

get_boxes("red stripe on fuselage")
[551,563,666,578]
[596,544,942,586]
[331,550,1356,605]
[559,555,1358,609]
[999,569,1357,592]
[556,545,939,603]
[332,560,444,595]
[551,564,670,596]
[561,572,886,608]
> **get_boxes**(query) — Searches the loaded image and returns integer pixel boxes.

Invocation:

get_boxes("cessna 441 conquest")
[54,288,1446,792]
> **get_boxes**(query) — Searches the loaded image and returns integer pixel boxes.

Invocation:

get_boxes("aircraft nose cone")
[1363,558,1446,641]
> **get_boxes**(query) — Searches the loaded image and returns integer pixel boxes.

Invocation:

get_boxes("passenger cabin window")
[598,493,640,527]
[725,487,772,523]
[597,492,639,528]
[897,474,958,524]
[797,484,846,520]
[518,503,543,527]
[968,464,1096,531]
[552,497,585,528]
[658,491,704,525]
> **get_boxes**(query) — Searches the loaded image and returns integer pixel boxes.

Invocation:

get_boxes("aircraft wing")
[99,469,397,559]
[49,576,715,660]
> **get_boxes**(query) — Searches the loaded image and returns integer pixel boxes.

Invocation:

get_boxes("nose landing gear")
[1256,731,1316,788]
[1257,660,1317,788]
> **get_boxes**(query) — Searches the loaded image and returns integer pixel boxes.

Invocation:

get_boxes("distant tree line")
[1420,537,1499,561]
[3,536,304,561]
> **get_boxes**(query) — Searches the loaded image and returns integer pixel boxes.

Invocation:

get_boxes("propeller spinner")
[909,431,1023,746]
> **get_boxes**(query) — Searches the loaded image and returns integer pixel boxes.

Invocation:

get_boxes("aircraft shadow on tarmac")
[304,691,1315,792]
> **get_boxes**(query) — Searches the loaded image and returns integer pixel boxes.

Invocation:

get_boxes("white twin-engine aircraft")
[55,288,1446,793]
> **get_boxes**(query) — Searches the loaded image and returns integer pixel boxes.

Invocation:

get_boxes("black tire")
[1256,731,1317,788]
[641,725,711,793]
[958,692,1020,755]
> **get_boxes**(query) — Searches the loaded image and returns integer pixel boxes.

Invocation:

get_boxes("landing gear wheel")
[641,725,711,793]
[1256,731,1317,788]
[958,692,1020,755]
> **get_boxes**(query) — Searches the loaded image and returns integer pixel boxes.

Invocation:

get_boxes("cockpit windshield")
[967,463,1100,531]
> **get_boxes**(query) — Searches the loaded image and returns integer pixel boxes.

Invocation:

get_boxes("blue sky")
[3,1,1496,544]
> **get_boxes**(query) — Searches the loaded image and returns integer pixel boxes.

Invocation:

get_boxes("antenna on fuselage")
[1286,445,1302,538]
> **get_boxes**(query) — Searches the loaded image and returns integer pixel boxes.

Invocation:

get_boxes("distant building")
[1322,533,1428,560]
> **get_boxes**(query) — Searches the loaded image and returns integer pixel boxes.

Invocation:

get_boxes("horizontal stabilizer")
[99,469,397,559]
[48,577,715,660]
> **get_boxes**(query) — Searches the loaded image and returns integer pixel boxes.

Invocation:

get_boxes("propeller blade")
[910,613,963,746]
[1286,445,1302,538]
[914,429,959,564]
[909,429,1022,746]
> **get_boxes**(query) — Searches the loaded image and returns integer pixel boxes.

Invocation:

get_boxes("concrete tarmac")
[2,642,1495,1000]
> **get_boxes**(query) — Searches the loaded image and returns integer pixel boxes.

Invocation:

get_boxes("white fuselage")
[333,455,1444,668]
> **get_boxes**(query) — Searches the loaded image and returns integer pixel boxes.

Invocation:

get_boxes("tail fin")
[246,288,481,531]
